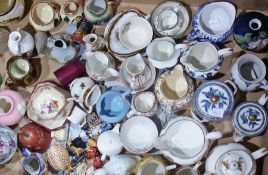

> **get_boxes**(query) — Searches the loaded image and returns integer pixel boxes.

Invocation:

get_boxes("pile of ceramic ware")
[0,0,268,175]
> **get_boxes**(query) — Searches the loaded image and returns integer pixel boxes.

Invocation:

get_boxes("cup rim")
[31,2,55,26]
[126,56,146,76]
[146,40,175,61]
[7,56,31,80]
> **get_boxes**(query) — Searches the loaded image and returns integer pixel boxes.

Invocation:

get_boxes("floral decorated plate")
[27,81,74,131]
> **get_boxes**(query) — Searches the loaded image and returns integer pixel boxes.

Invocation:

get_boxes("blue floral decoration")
[201,87,228,112]
[241,108,261,129]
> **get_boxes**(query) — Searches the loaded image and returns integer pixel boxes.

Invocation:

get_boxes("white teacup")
[84,51,119,81]
[67,105,87,127]
[127,92,158,117]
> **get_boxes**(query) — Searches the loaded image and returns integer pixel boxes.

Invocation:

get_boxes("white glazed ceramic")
[0,0,25,26]
[205,143,268,175]
[83,34,106,52]
[120,116,158,154]
[154,116,222,165]
[29,2,61,31]
[180,41,233,79]
[83,51,119,81]
[127,91,158,118]
[60,1,83,24]
[97,124,123,161]
[192,80,237,122]
[146,37,188,69]
[155,65,195,113]
[176,162,202,175]
[27,82,73,131]
[230,54,268,92]
[67,105,87,127]
[119,16,153,50]
[93,154,139,175]
[150,1,189,38]
[0,125,17,165]
[187,2,236,43]
[232,93,268,142]
[8,28,35,55]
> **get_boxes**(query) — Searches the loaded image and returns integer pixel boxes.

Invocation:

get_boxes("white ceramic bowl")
[119,17,153,50]
[31,2,55,26]
[120,116,158,154]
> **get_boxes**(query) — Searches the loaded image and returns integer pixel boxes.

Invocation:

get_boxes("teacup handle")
[121,90,131,98]
[258,93,268,106]
[193,161,203,170]
[187,30,200,41]
[174,44,189,52]
[224,80,237,94]
[218,48,233,57]
[251,147,268,160]
[165,165,176,171]
[191,110,207,123]
[107,68,119,78]
[101,154,107,161]
[127,109,138,118]
[260,79,268,91]
[233,132,244,142]
[206,131,223,140]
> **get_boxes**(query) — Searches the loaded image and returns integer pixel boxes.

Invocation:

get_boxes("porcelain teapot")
[155,65,195,113]
[205,143,268,175]
[47,33,80,64]
[180,41,233,79]
[93,154,139,175]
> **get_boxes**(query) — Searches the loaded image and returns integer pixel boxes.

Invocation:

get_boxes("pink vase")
[0,90,26,126]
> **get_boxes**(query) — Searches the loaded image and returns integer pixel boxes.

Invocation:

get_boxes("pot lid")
[193,81,234,120]
[233,102,268,137]
[216,150,255,175]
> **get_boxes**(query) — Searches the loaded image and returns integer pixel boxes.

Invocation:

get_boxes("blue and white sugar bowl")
[232,93,268,142]
[192,80,237,122]
[96,90,131,123]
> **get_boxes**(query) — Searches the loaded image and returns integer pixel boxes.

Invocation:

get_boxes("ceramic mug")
[127,91,158,117]
[5,55,38,88]
[67,105,87,127]
[230,53,268,92]
[120,116,158,154]
[84,51,119,81]
[133,156,176,175]
[21,147,47,175]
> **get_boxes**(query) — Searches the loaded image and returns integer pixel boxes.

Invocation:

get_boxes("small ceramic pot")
[47,33,80,64]
[18,123,51,153]
[192,80,237,122]
[96,90,130,123]
[0,90,26,126]
[97,124,123,161]
[84,0,117,24]
[146,37,188,69]
[119,16,153,50]
[120,116,158,154]
[21,147,47,175]
[83,51,119,81]
[232,93,268,142]
[5,55,39,88]
[127,91,158,118]
[0,125,17,165]
[133,156,176,175]
[150,1,190,39]
[187,1,236,43]
[230,54,268,92]
[205,143,268,175]
[0,0,25,26]
[180,41,233,79]
[155,65,195,113]
[83,34,106,52]
[29,2,61,31]
[154,116,222,165]
[8,28,34,56]
[46,144,70,171]
[233,12,268,52]
[60,1,83,24]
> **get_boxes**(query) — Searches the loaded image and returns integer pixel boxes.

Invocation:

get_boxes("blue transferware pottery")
[84,0,117,24]
[233,12,268,52]
[232,93,268,142]
[187,2,236,43]
[192,80,237,122]
[96,90,130,123]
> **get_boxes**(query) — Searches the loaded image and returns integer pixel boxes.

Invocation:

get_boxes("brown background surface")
[0,0,268,174]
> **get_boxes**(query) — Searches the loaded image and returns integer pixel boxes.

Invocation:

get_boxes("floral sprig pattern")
[241,108,261,128]
[201,87,228,112]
